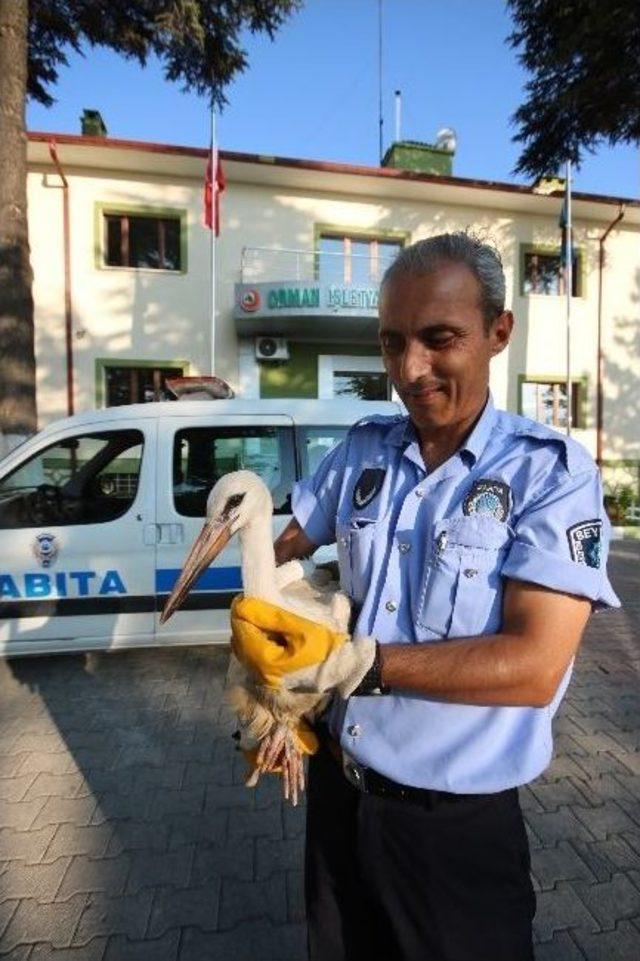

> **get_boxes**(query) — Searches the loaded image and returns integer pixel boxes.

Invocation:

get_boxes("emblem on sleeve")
[567,519,602,568]
[353,468,385,510]
[463,479,511,521]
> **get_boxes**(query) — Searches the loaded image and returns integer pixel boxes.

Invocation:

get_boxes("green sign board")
[235,281,379,319]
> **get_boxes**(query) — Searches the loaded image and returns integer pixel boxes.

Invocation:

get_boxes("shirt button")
[347,724,361,737]
[385,600,397,613]
[463,568,478,578]
[415,489,424,498]
[339,537,348,546]
[398,542,411,554]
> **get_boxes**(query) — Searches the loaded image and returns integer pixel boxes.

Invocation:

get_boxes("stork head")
[160,470,272,623]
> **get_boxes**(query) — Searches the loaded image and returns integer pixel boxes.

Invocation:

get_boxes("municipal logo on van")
[32,533,59,568]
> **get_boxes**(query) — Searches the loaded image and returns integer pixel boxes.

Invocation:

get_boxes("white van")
[0,399,400,657]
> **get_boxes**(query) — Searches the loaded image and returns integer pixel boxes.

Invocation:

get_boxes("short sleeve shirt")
[292,396,619,793]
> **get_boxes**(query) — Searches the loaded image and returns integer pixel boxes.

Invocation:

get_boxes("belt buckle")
[342,751,366,792]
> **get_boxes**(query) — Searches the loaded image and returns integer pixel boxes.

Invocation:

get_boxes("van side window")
[0,430,144,529]
[173,426,295,517]
[298,426,348,477]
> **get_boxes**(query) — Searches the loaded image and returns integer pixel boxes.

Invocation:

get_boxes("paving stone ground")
[0,542,639,960]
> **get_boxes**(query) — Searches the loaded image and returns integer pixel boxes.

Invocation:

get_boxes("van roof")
[37,399,403,437]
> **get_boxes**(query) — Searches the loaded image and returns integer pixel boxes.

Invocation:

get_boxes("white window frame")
[318,355,387,399]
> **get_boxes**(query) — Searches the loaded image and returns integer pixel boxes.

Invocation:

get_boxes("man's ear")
[489,310,514,356]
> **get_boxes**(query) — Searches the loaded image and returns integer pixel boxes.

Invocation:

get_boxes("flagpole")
[210,100,217,376]
[565,160,572,436]
[378,0,383,163]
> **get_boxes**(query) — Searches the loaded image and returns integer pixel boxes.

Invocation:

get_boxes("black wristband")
[351,641,390,696]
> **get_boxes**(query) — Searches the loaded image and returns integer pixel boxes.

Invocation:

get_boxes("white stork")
[160,470,351,804]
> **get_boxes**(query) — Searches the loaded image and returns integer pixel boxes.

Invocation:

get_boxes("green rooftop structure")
[382,140,454,176]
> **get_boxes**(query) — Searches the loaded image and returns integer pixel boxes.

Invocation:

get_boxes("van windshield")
[298,427,348,477]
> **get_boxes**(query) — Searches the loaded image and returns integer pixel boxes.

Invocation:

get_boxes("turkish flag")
[203,149,225,235]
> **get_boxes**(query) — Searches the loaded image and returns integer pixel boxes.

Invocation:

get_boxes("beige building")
[26,125,640,499]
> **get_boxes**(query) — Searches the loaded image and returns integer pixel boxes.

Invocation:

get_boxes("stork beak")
[160,517,233,623]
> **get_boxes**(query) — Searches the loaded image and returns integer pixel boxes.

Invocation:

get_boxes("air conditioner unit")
[255,336,289,361]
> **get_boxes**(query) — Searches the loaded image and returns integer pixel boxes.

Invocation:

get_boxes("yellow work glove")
[230,596,376,698]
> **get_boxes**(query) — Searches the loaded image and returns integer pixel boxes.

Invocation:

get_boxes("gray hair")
[382,232,506,331]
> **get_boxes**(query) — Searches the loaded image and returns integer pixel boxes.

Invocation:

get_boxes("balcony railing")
[239,246,394,285]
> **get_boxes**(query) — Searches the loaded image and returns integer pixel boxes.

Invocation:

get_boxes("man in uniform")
[231,233,619,961]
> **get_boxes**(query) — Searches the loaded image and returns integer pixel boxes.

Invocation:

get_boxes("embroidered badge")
[32,532,59,568]
[567,519,602,568]
[463,479,511,521]
[353,468,385,510]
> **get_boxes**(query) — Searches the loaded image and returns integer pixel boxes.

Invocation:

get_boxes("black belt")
[321,732,484,807]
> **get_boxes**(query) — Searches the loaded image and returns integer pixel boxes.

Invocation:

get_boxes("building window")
[318,355,389,400]
[318,233,403,285]
[520,379,585,430]
[522,248,581,297]
[105,365,184,406]
[104,213,182,270]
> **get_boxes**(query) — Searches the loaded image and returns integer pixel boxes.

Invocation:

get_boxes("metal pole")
[565,160,572,436]
[48,142,74,416]
[395,89,401,143]
[210,102,217,376]
[378,0,383,163]
[596,204,625,465]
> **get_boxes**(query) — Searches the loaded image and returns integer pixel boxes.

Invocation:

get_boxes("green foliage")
[507,0,640,179]
[28,0,302,108]
[603,484,639,525]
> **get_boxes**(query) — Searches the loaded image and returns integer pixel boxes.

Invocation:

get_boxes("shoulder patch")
[567,519,602,568]
[353,468,385,510]
[463,479,511,521]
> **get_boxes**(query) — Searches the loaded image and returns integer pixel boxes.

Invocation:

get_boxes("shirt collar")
[384,393,496,465]
[460,393,496,464]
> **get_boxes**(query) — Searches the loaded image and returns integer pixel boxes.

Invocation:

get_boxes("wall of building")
[28,166,211,424]
[27,152,639,477]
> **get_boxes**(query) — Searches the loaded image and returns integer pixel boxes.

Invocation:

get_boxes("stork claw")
[246,723,307,806]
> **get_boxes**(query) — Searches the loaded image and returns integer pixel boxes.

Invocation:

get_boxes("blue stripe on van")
[155,567,243,593]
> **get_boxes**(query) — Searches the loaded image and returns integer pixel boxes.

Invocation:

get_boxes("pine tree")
[508,0,640,179]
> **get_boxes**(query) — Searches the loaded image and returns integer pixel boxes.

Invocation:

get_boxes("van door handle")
[144,524,184,546]
[157,523,185,545]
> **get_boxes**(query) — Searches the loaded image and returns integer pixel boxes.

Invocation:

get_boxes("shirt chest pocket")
[336,518,377,605]
[416,515,513,639]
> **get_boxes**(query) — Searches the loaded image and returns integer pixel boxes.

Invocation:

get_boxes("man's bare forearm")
[379,633,559,708]
[274,518,317,565]
[378,582,590,709]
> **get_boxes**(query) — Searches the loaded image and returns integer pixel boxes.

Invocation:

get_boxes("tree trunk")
[0,0,37,452]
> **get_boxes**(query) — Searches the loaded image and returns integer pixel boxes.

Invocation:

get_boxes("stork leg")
[250,722,306,806]
[256,721,289,771]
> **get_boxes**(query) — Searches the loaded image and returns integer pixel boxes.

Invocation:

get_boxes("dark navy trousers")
[305,743,536,961]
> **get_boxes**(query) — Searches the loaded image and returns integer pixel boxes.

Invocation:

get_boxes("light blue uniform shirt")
[293,396,619,793]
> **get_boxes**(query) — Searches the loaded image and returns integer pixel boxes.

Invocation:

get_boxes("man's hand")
[379,580,592,707]
[230,596,376,697]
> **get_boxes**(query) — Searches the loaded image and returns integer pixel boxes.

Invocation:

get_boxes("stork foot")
[251,723,306,806]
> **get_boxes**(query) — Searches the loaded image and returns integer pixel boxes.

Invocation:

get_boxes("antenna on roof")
[395,90,402,142]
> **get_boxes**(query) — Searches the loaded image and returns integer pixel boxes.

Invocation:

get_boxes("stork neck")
[239,514,281,604]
